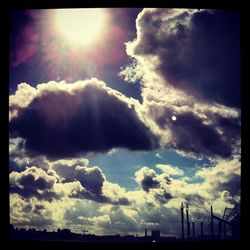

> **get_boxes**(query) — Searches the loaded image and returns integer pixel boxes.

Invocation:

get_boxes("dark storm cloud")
[148,104,239,158]
[213,115,241,146]
[10,166,59,201]
[166,111,232,158]
[121,8,241,159]
[132,9,240,108]
[9,80,159,159]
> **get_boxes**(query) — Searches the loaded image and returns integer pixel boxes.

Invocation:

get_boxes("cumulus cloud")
[102,181,130,205]
[196,157,241,197]
[49,159,130,205]
[52,164,105,194]
[9,151,131,206]
[63,199,108,233]
[69,166,105,196]
[9,79,159,159]
[135,166,160,192]
[9,137,51,173]
[165,111,233,157]
[121,8,241,159]
[10,194,79,231]
[10,166,59,201]
[135,166,172,205]
[127,8,240,108]
[128,160,240,235]
[145,101,240,158]
[119,58,143,83]
[9,8,241,237]
[134,157,239,211]
[64,200,136,235]
[134,156,240,215]
[156,164,184,176]
[58,167,108,203]
[10,156,240,236]
[10,194,54,229]
[78,214,111,228]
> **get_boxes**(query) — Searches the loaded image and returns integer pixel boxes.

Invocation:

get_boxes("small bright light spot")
[55,9,107,46]
[172,115,177,121]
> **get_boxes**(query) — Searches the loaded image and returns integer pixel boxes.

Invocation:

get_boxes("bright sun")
[55,9,108,46]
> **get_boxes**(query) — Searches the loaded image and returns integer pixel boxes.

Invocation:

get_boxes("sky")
[9,8,241,238]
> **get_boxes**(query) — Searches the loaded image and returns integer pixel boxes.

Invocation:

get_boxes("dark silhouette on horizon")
[10,224,178,242]
[9,204,240,243]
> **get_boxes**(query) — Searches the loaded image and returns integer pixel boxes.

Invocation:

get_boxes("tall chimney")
[186,204,190,239]
[218,221,222,239]
[145,228,147,237]
[210,206,214,239]
[200,221,204,239]
[181,202,184,239]
[192,222,195,238]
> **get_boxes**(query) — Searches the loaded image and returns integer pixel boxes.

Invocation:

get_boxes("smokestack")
[210,206,214,239]
[218,221,222,239]
[181,203,184,239]
[200,222,204,239]
[192,222,195,238]
[145,228,147,237]
[186,204,190,239]
[223,222,226,239]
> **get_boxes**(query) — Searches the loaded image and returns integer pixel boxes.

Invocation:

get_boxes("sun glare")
[55,9,108,46]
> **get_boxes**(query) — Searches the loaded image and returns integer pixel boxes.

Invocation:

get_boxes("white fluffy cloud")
[156,164,184,176]
[9,155,131,206]
[49,159,130,205]
[10,166,59,201]
[10,156,240,237]
[196,158,241,197]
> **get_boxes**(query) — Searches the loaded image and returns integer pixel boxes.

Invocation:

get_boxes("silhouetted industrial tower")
[186,203,190,239]
[181,202,184,239]
[192,221,195,238]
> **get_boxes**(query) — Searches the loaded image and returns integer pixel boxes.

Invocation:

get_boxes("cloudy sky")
[9,8,241,237]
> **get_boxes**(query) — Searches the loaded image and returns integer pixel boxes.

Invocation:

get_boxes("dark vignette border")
[0,0,248,249]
